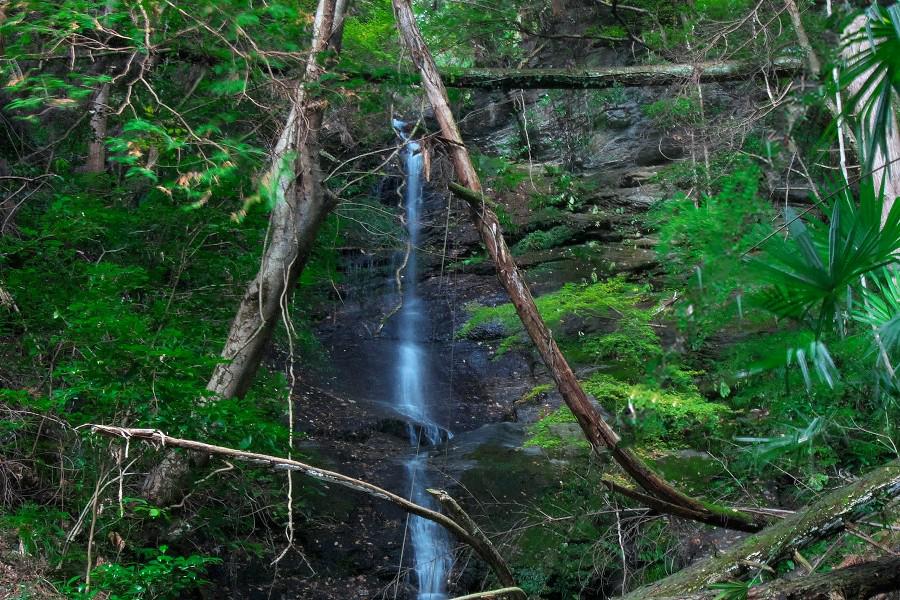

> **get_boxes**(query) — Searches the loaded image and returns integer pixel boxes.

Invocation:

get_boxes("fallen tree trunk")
[745,554,900,600]
[91,425,517,588]
[450,588,528,600]
[644,553,900,600]
[338,56,802,89]
[619,460,900,599]
[646,554,900,600]
[391,0,765,534]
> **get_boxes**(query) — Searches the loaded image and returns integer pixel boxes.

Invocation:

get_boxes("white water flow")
[395,127,453,600]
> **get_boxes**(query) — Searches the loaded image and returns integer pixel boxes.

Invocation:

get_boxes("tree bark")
[642,554,900,600]
[619,460,900,599]
[85,83,110,173]
[391,0,765,534]
[784,0,821,76]
[92,425,518,589]
[842,13,900,227]
[340,57,802,89]
[745,554,900,600]
[205,0,342,400]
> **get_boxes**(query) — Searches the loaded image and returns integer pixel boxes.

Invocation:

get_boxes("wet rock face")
[290,157,665,593]
[465,86,693,173]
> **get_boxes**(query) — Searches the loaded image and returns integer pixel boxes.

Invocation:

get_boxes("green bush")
[648,163,774,346]
[62,546,221,600]
[642,97,700,128]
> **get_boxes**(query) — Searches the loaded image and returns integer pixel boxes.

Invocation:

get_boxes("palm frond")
[753,180,899,334]
[854,266,900,354]
[736,416,826,464]
[840,4,900,173]
[735,335,839,392]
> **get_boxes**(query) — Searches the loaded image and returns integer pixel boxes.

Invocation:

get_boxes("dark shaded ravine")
[219,22,752,595]
[260,189,662,599]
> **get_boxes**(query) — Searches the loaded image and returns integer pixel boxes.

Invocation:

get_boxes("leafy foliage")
[63,546,221,600]
[754,180,900,335]
[650,163,775,345]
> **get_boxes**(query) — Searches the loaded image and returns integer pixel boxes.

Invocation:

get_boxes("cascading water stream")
[393,121,453,600]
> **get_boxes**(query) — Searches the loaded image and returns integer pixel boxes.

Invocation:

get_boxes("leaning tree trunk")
[141,0,344,504]
[389,0,765,534]
[205,0,342,400]
[842,13,900,226]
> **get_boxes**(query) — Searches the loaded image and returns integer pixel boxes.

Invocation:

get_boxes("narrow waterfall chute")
[394,122,453,599]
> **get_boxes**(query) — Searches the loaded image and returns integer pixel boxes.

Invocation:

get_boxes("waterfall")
[394,122,453,600]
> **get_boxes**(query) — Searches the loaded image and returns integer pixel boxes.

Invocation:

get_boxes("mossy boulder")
[524,406,592,455]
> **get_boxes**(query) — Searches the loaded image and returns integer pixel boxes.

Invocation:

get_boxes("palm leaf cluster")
[855,268,900,356]
[840,3,900,175]
[755,181,900,337]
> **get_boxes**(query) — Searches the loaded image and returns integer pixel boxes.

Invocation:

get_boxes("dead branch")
[87,425,517,588]
[450,588,528,600]
[428,488,515,587]
[601,478,741,531]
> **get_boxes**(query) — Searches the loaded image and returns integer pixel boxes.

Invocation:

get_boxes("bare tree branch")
[87,425,518,588]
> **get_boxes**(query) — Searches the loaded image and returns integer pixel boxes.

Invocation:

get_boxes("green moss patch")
[459,276,659,374]
[511,225,576,254]
[525,406,591,452]
[519,383,555,404]
[583,374,731,445]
